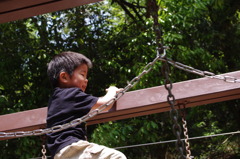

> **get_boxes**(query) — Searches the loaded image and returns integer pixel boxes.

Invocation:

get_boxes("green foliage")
[91,115,171,159]
[0,0,240,158]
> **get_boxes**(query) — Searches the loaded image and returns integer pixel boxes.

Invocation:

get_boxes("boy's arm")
[90,86,122,112]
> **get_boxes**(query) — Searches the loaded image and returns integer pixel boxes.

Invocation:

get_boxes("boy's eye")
[80,74,86,78]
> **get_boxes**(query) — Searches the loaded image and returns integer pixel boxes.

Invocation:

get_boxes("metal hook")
[157,46,169,58]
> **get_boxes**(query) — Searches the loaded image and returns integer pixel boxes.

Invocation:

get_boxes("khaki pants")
[54,140,127,159]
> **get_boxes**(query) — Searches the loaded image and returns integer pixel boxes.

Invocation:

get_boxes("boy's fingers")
[106,87,123,92]
[116,88,124,93]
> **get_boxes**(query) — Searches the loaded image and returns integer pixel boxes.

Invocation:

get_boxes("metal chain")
[41,145,47,159]
[149,0,164,53]
[182,118,191,159]
[159,57,240,83]
[161,55,186,159]
[148,0,186,157]
[40,135,47,159]
[159,50,240,159]
[178,103,193,159]
[0,55,161,139]
[0,49,238,147]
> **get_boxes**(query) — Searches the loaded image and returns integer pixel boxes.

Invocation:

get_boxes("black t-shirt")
[46,87,98,157]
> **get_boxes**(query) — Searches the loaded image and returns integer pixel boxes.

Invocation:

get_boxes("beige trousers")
[54,140,127,159]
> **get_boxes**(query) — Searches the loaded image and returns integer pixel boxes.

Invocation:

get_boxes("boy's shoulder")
[51,87,84,99]
[54,87,83,94]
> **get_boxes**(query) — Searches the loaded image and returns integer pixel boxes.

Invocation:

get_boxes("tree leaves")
[0,0,240,158]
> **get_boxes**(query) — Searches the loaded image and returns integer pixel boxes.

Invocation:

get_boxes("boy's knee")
[113,150,127,159]
[119,152,127,159]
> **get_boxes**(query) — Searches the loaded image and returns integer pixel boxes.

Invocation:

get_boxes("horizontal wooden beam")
[89,71,240,124]
[0,0,102,24]
[0,71,240,140]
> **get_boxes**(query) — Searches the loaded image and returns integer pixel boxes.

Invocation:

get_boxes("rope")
[113,130,240,150]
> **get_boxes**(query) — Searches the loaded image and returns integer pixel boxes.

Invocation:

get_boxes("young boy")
[46,51,126,159]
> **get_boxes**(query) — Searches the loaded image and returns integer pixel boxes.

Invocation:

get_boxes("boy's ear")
[59,72,69,84]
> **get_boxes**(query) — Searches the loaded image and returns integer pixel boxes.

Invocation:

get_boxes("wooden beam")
[89,70,240,124]
[0,71,240,140]
[0,0,102,24]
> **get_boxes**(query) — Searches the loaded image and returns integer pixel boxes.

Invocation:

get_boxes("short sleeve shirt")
[46,87,98,157]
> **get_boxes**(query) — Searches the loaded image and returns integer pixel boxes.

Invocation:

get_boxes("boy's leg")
[54,140,126,159]
[87,142,126,159]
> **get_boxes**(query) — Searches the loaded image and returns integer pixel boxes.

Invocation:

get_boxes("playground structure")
[0,0,240,158]
[0,67,239,140]
[0,0,101,23]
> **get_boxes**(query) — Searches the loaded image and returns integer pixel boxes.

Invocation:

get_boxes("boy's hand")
[106,86,123,93]
[92,86,123,112]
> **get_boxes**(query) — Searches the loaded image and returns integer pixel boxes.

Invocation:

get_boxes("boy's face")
[68,64,89,92]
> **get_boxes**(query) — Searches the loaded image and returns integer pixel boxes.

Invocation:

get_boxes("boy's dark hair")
[47,51,92,87]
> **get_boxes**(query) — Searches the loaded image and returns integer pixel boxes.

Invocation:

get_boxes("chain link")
[149,0,188,157]
[0,55,161,139]
[182,118,192,159]
[178,103,194,159]
[0,48,239,159]
[159,57,240,83]
[42,145,47,159]
[161,56,186,159]
[159,50,240,159]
